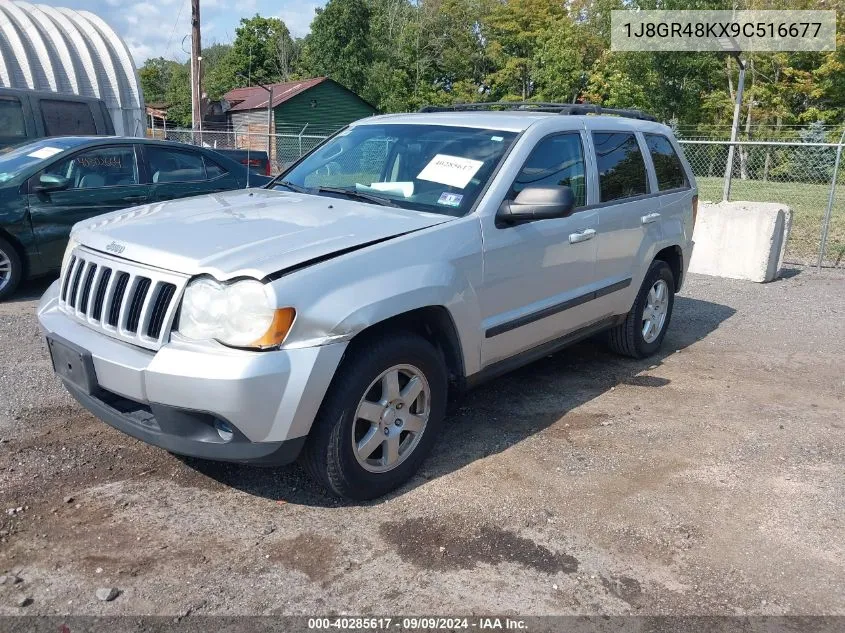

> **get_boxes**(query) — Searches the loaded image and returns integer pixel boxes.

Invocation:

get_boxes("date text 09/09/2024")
[307,617,529,630]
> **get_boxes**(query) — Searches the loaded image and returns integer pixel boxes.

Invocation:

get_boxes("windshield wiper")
[273,180,308,193]
[273,181,398,207]
[313,186,398,208]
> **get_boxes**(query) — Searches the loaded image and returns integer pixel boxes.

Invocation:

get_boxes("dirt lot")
[0,269,843,617]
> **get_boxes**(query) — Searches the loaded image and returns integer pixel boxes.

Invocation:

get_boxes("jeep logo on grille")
[105,241,126,255]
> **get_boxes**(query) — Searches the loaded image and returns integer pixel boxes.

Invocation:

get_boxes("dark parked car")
[0,136,271,300]
[214,149,272,176]
[0,87,115,150]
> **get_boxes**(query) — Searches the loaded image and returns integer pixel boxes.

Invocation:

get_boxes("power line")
[164,0,187,60]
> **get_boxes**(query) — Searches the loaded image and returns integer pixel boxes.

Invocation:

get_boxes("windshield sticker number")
[27,147,63,160]
[417,154,484,189]
[437,192,463,207]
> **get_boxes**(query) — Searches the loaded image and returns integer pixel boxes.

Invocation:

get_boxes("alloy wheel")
[642,279,669,343]
[351,364,431,473]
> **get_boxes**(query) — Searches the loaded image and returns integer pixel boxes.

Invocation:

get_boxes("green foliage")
[301,0,372,95]
[788,121,835,181]
[139,57,179,104]
[140,0,844,132]
[225,15,298,86]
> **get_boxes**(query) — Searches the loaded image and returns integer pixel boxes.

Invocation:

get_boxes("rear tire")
[608,260,675,359]
[0,236,23,302]
[301,331,447,500]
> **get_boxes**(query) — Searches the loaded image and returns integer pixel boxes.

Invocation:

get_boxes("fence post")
[298,123,309,158]
[817,127,845,269]
[723,57,747,201]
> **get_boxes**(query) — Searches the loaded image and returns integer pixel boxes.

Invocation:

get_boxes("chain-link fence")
[152,128,844,269]
[679,140,845,268]
[156,127,333,174]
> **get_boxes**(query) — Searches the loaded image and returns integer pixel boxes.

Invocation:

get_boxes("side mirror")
[497,186,575,224]
[35,173,70,193]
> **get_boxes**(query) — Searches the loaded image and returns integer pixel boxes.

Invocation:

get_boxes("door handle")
[568,228,596,244]
[121,195,146,203]
[641,212,661,224]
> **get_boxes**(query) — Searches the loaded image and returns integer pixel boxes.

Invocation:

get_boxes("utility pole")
[190,0,202,144]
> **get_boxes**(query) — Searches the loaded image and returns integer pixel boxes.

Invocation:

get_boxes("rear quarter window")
[41,100,97,136]
[644,133,688,191]
[0,97,26,138]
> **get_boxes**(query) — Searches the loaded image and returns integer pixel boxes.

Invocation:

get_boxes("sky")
[53,0,325,65]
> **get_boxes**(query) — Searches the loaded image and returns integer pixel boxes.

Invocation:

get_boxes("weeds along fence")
[153,128,845,269]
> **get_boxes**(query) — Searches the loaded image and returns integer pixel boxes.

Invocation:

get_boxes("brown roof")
[225,77,327,112]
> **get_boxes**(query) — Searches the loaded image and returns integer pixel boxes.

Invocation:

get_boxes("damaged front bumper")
[37,280,346,465]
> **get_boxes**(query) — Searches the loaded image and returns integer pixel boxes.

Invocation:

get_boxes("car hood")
[73,188,453,280]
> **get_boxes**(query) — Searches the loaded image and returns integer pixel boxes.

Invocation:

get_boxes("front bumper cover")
[37,280,346,464]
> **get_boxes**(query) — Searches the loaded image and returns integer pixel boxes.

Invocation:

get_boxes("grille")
[58,247,188,350]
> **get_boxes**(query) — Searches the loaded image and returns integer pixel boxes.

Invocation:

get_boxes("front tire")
[608,260,675,359]
[301,331,448,500]
[0,236,23,302]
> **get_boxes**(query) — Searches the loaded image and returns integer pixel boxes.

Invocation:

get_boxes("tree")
[139,57,179,104]
[164,62,192,127]
[485,0,566,100]
[216,15,299,92]
[302,0,372,94]
[533,18,602,103]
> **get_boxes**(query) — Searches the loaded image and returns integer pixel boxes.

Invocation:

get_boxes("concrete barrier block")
[689,201,792,283]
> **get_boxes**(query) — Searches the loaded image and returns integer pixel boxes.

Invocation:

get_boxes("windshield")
[273,124,518,216]
[0,138,78,184]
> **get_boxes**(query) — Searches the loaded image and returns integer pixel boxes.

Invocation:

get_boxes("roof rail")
[418,101,657,122]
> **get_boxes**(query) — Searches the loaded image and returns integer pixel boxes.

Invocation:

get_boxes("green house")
[224,77,377,164]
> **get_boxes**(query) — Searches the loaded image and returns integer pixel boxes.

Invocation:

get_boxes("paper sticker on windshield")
[437,192,463,208]
[417,154,483,189]
[27,147,63,160]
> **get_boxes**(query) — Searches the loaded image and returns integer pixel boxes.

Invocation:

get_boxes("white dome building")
[0,0,144,135]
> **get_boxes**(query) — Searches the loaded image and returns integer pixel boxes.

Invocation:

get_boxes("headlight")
[61,236,79,276]
[178,278,295,349]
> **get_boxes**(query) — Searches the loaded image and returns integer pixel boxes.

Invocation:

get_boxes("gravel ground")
[0,269,843,616]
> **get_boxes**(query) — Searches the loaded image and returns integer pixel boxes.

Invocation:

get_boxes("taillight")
[692,194,698,228]
[265,161,271,176]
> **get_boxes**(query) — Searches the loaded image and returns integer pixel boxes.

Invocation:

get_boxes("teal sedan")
[0,136,270,300]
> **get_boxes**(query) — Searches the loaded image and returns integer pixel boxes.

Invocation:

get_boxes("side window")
[41,100,97,136]
[40,146,138,189]
[203,156,228,179]
[592,132,649,203]
[147,147,206,183]
[644,133,687,191]
[0,97,26,138]
[511,133,586,207]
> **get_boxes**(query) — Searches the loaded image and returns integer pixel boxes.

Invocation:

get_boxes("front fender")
[268,217,484,376]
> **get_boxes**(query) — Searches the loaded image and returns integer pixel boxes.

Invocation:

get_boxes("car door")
[26,144,149,270]
[642,132,695,249]
[478,131,600,367]
[144,145,239,202]
[588,129,660,316]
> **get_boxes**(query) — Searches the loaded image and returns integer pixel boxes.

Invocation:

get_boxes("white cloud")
[279,3,319,38]
[51,0,323,64]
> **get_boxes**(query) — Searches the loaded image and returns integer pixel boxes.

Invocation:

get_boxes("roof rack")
[418,101,657,122]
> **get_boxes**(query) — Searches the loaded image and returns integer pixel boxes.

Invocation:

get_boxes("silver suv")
[37,104,696,500]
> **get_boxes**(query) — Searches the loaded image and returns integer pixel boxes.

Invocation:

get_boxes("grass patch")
[696,177,845,266]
